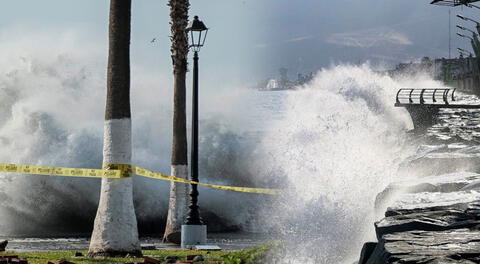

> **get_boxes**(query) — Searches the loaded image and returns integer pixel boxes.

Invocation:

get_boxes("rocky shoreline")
[357,148,480,263]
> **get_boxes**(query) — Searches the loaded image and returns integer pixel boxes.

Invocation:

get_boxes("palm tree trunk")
[163,0,190,244]
[88,0,140,257]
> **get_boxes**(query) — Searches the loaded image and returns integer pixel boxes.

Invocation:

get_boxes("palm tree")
[163,0,190,244]
[88,0,141,257]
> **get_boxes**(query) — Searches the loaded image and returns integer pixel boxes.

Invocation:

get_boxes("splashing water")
[0,32,265,236]
[256,65,445,263]
[0,31,448,263]
[0,31,294,237]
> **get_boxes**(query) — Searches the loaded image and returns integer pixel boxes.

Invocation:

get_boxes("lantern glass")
[187,16,208,52]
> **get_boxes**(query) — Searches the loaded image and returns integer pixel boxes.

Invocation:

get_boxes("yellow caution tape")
[0,163,279,195]
[131,166,281,195]
[0,163,122,178]
[103,164,133,178]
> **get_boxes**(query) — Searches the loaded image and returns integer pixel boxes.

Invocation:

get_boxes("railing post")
[433,89,437,103]
[409,89,414,103]
[420,89,425,104]
[452,89,456,101]
[396,89,402,104]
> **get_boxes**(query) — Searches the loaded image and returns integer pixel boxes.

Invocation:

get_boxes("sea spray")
[259,64,445,263]
[0,32,271,236]
[0,31,449,263]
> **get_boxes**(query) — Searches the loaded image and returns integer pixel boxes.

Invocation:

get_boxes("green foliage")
[2,251,142,264]
[443,64,452,84]
[0,243,280,264]
[1,250,226,264]
[221,242,280,264]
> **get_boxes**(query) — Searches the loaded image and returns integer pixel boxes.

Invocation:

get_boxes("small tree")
[88,0,140,256]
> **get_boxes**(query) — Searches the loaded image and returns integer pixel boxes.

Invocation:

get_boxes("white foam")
[260,64,442,263]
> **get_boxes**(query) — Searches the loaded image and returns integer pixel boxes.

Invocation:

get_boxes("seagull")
[151,38,156,43]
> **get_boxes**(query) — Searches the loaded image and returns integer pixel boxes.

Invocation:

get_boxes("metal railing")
[431,0,479,7]
[395,88,456,105]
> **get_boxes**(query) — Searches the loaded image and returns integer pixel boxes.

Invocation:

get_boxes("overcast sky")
[259,0,480,76]
[0,0,479,82]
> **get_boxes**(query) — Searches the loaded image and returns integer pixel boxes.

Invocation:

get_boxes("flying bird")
[151,38,156,43]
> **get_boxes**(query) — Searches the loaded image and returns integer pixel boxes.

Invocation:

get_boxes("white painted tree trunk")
[164,165,190,243]
[89,119,140,255]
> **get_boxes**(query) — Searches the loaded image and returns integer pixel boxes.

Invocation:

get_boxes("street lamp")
[181,15,209,249]
[187,16,208,52]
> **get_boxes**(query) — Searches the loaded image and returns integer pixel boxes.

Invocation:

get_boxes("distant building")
[388,56,480,94]
[259,68,314,91]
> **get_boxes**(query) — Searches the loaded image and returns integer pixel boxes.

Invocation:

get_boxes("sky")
[0,0,264,88]
[260,0,480,76]
[0,0,479,83]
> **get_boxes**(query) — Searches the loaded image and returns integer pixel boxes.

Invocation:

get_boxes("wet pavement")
[427,93,480,144]
[0,232,270,252]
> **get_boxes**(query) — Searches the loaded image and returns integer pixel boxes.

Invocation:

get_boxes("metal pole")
[186,51,202,225]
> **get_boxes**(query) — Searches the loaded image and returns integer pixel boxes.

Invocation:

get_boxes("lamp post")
[181,15,209,249]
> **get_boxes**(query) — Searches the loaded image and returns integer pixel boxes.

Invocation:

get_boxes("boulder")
[387,190,480,212]
[374,173,480,214]
[375,202,480,240]
[361,174,480,263]
[399,144,480,177]
[358,242,377,264]
[0,256,28,264]
[165,256,179,264]
[193,255,205,262]
[381,229,480,263]
[142,256,161,264]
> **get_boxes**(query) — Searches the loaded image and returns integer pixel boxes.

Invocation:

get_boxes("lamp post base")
[181,225,207,249]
